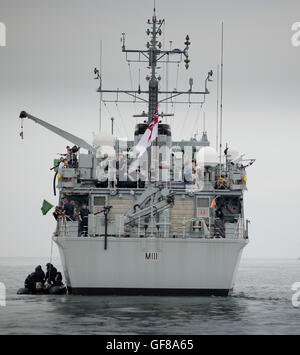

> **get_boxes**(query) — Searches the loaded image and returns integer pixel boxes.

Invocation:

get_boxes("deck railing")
[55,217,79,237]
[54,215,249,240]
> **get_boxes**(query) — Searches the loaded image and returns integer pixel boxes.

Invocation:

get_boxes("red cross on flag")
[135,105,159,158]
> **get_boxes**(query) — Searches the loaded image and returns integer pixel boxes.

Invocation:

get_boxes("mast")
[147,7,159,182]
[148,7,159,124]
[97,7,213,182]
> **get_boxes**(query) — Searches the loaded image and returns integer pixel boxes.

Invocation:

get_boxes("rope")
[49,237,53,265]
[48,237,54,286]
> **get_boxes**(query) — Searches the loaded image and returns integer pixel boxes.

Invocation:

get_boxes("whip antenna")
[99,40,103,132]
[216,64,219,151]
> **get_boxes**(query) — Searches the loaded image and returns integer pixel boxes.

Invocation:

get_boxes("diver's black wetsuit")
[45,264,57,284]
[34,266,45,284]
[24,273,36,292]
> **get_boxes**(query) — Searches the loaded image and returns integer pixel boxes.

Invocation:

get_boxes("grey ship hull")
[54,236,247,296]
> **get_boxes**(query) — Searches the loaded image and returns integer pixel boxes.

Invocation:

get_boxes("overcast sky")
[0,0,299,258]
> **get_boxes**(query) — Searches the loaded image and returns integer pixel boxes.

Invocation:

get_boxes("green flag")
[53,159,60,173]
[41,200,54,215]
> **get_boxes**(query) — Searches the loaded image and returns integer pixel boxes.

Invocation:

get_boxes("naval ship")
[19,8,254,296]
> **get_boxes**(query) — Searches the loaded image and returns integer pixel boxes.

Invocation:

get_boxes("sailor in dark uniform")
[66,145,79,168]
[215,205,225,238]
[63,198,75,221]
[53,206,63,221]
[79,203,90,236]
[216,206,224,220]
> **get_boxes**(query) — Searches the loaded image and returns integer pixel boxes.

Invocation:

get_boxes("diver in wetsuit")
[45,263,57,285]
[34,265,45,284]
[23,266,45,293]
[53,272,63,287]
[24,273,36,292]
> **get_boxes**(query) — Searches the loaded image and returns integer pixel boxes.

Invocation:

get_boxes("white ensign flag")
[135,106,159,157]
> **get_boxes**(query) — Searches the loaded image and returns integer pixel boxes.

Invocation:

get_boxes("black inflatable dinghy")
[17,286,67,295]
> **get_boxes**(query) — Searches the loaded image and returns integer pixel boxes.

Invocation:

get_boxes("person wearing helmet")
[216,174,227,189]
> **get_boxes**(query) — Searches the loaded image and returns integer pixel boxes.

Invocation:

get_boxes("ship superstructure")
[19,8,254,296]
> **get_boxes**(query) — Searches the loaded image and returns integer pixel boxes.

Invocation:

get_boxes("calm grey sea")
[0,257,299,335]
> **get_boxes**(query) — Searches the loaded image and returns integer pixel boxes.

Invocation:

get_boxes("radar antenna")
[97,10,213,118]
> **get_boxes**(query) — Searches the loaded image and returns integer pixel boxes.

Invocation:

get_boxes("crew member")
[216,205,224,220]
[24,273,36,292]
[79,203,90,237]
[54,272,63,287]
[216,174,227,189]
[183,158,193,184]
[66,146,78,168]
[70,200,77,220]
[53,206,63,221]
[50,157,64,171]
[58,157,65,168]
[62,158,69,168]
[34,265,45,284]
[66,146,71,162]
[63,198,74,221]
[215,205,225,238]
[45,263,58,285]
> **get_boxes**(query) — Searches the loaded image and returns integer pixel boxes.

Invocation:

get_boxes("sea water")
[0,257,299,335]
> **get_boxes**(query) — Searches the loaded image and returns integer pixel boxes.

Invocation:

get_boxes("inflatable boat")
[17,285,67,295]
